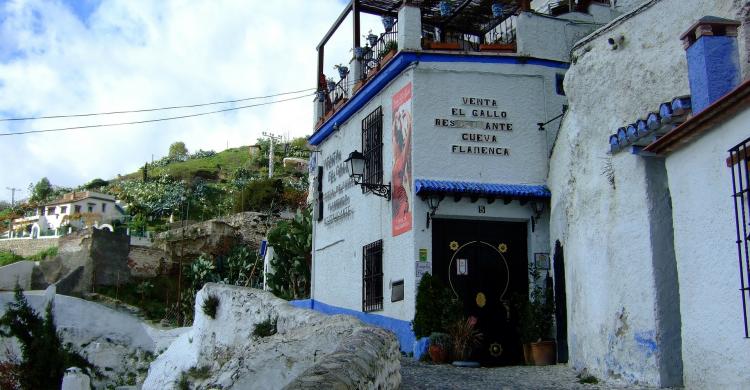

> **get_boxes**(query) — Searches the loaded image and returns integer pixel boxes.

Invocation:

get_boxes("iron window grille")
[362,106,384,194]
[729,135,750,338]
[363,239,384,312]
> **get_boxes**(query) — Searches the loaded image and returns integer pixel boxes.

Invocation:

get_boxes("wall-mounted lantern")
[425,193,442,228]
[345,150,391,200]
[530,201,545,219]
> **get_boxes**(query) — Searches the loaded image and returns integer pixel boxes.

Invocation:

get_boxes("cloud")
[0,0,383,201]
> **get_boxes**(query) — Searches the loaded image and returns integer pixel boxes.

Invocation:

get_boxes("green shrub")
[0,287,92,389]
[578,374,599,384]
[201,294,220,319]
[266,209,312,300]
[233,178,284,213]
[0,251,23,267]
[253,316,278,337]
[25,246,58,261]
[412,273,463,338]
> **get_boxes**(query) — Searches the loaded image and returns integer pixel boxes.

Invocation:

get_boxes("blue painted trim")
[414,179,551,199]
[309,52,570,146]
[289,299,415,353]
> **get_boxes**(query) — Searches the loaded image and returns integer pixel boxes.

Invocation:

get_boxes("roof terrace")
[313,0,612,129]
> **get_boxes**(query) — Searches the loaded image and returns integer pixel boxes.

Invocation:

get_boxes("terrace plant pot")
[426,41,461,50]
[530,340,556,366]
[479,43,517,52]
[379,49,396,65]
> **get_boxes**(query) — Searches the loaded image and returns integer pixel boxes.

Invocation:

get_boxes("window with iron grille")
[362,106,383,192]
[363,240,383,312]
[729,135,750,338]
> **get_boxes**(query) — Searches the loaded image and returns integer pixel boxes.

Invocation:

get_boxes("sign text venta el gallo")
[434,97,511,156]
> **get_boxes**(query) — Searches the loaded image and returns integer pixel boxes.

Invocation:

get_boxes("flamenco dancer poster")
[392,83,413,237]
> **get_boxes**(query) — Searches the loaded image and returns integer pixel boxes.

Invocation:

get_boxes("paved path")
[399,358,661,389]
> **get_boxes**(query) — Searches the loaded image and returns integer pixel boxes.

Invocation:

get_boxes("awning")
[415,179,550,200]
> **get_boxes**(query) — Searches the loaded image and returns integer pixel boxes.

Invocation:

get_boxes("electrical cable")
[0,87,316,122]
[0,93,314,137]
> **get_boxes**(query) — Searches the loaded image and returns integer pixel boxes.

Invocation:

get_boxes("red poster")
[392,83,413,236]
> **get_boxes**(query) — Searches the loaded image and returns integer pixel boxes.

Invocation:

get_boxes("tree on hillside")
[82,178,109,190]
[168,141,189,162]
[28,178,53,204]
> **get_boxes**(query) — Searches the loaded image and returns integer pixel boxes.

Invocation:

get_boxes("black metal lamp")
[530,201,545,219]
[345,150,391,200]
[425,193,442,228]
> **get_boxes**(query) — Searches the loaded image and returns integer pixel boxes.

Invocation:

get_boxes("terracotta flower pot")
[530,340,556,366]
[428,344,448,364]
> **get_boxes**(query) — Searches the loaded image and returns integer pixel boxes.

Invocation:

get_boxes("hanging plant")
[365,31,379,47]
[334,64,349,79]
[492,2,504,17]
[353,46,364,60]
[439,1,452,17]
[381,15,395,32]
[326,77,336,92]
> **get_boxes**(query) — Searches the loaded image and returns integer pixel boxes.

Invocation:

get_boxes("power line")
[0,93,314,137]
[0,87,317,122]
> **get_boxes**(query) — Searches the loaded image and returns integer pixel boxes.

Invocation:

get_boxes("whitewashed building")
[303,0,622,366]
[12,191,126,236]
[549,0,750,388]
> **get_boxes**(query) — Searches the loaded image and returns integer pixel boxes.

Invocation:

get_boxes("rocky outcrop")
[153,212,274,270]
[143,284,401,390]
[0,289,187,388]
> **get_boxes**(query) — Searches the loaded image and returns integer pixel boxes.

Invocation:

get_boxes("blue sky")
[0,0,381,202]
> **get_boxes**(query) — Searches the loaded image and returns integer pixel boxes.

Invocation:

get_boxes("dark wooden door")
[432,218,528,366]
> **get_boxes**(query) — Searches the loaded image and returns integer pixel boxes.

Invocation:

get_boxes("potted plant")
[491,2,504,18]
[333,64,348,79]
[528,264,556,366]
[378,40,398,64]
[511,292,536,365]
[448,316,482,365]
[428,332,451,363]
[326,77,336,93]
[381,15,395,32]
[439,1,452,16]
[365,30,379,47]
[412,273,464,360]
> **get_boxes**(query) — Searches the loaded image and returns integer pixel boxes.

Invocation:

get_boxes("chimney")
[681,17,741,114]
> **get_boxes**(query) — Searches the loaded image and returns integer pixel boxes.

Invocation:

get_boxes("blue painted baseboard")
[290,299,416,354]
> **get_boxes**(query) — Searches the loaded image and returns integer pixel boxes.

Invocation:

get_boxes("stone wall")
[127,246,167,278]
[284,326,401,390]
[0,237,58,257]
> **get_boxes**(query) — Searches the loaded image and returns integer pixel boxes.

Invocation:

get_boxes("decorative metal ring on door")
[447,240,510,302]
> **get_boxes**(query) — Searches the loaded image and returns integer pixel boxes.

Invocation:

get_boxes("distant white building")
[12,191,125,236]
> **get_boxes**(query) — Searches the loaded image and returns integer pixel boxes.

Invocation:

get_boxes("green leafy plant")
[253,316,278,337]
[412,273,463,338]
[528,262,555,341]
[378,40,398,60]
[578,374,599,384]
[201,294,220,319]
[233,178,284,213]
[0,287,92,389]
[0,251,23,267]
[266,209,312,300]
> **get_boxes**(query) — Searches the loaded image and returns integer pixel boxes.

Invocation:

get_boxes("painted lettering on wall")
[323,149,355,225]
[435,96,512,157]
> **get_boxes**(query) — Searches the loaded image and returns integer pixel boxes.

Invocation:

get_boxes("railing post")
[398,3,421,51]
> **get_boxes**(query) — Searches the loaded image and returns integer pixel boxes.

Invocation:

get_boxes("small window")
[362,106,384,191]
[60,206,67,214]
[363,240,384,312]
[87,203,95,213]
[74,205,81,213]
[102,203,107,213]
[316,166,324,222]
[555,73,565,96]
[47,207,55,215]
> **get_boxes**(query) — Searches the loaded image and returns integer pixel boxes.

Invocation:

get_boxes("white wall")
[548,0,743,386]
[666,109,750,389]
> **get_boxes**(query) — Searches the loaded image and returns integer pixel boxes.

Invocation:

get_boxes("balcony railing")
[361,27,398,81]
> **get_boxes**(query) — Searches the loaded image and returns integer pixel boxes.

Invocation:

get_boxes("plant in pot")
[511,292,536,365]
[326,77,336,93]
[364,30,379,47]
[448,316,482,366]
[528,263,556,366]
[428,332,451,363]
[412,273,464,359]
[381,15,395,32]
[333,64,349,79]
[378,40,398,63]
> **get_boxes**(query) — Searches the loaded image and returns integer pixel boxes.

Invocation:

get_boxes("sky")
[0,0,382,202]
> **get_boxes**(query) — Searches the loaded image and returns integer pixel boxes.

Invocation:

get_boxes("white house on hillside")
[12,191,126,236]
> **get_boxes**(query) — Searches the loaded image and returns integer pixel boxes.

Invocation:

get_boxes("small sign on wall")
[419,248,428,262]
[457,258,468,275]
[391,280,404,302]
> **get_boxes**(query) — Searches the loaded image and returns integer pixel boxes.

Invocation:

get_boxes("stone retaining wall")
[284,326,401,390]
[0,237,58,257]
[127,246,167,278]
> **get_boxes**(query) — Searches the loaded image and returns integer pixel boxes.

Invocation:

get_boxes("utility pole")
[6,187,20,207]
[262,131,283,178]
